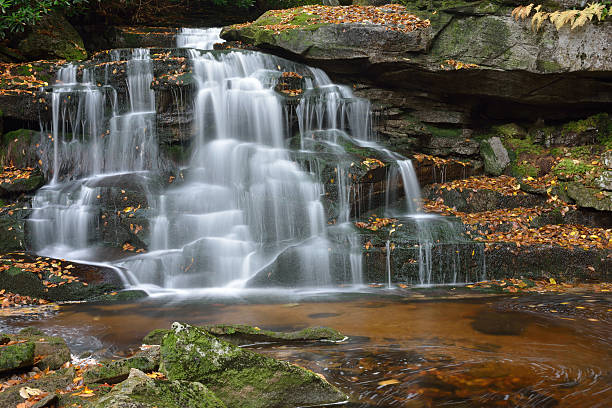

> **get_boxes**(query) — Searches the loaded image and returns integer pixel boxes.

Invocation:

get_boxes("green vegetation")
[0,0,86,38]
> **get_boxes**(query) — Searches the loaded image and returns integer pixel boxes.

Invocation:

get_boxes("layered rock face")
[221,1,612,120]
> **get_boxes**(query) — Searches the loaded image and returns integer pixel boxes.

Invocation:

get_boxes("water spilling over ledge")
[26,29,485,293]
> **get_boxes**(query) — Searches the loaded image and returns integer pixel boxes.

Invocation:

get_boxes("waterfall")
[30,31,479,291]
[176,27,224,50]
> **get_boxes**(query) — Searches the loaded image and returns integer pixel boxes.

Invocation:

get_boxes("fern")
[512,2,610,31]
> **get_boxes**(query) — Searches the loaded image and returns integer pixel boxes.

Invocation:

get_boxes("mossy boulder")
[2,328,71,372]
[18,13,87,61]
[481,137,510,176]
[566,183,612,212]
[0,341,35,374]
[0,367,75,407]
[84,346,160,384]
[159,322,347,408]
[92,368,225,408]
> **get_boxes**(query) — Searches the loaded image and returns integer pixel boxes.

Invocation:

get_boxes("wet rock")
[481,137,510,176]
[83,346,160,384]
[200,324,345,346]
[0,129,41,169]
[0,169,44,198]
[159,322,347,408]
[92,368,226,408]
[0,202,31,251]
[18,13,87,61]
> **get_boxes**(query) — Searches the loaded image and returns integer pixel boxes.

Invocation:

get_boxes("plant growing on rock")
[0,0,86,38]
[512,2,609,31]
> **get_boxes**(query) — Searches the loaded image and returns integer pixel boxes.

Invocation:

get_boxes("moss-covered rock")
[18,13,87,61]
[1,328,71,371]
[159,322,347,408]
[0,341,35,374]
[145,324,345,346]
[92,368,226,408]
[566,182,612,212]
[0,367,75,407]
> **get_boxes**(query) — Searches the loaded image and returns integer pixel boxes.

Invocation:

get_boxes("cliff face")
[221,2,612,120]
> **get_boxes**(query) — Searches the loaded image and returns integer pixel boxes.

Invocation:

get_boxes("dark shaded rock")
[0,253,124,301]
[0,202,31,251]
[422,185,547,213]
[0,169,44,198]
[84,346,160,384]
[18,13,87,61]
[159,322,347,408]
[0,129,41,169]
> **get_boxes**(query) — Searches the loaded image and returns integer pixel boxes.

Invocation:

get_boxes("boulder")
[159,322,347,408]
[481,137,510,176]
[18,13,87,61]
[0,341,35,374]
[566,183,612,211]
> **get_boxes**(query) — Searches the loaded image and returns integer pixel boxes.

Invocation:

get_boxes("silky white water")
[29,33,481,292]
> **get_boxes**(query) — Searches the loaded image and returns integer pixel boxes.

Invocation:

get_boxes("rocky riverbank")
[0,324,347,408]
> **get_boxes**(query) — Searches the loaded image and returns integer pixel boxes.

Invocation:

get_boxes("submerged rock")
[159,322,347,408]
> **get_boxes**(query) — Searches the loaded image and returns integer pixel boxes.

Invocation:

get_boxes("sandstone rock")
[481,137,510,176]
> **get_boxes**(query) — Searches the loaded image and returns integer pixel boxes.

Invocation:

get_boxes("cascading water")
[29,30,481,292]
[176,27,224,50]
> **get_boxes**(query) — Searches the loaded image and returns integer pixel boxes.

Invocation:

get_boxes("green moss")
[504,138,543,155]
[130,380,225,408]
[424,124,462,139]
[511,161,539,178]
[143,329,170,345]
[552,159,596,178]
[0,341,35,373]
[493,123,526,139]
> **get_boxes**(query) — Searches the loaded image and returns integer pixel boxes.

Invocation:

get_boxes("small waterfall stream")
[27,28,483,293]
